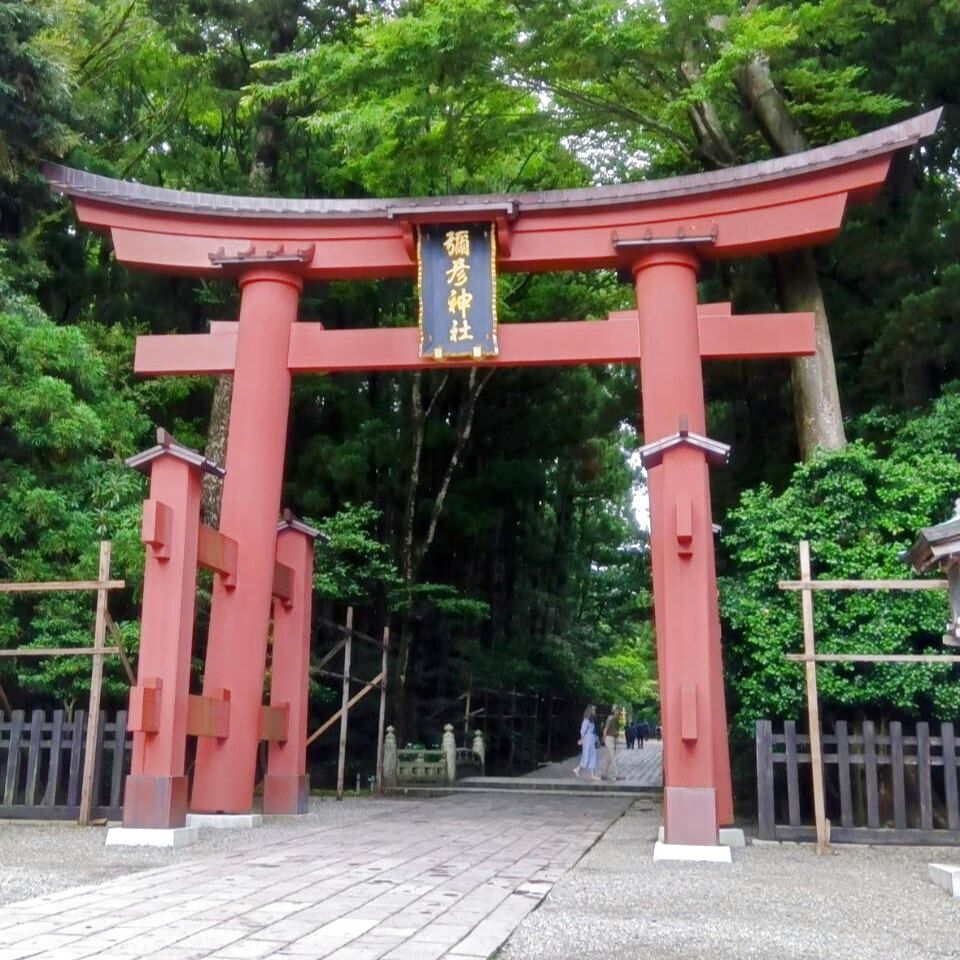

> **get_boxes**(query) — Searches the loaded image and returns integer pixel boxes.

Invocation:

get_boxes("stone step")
[457,776,659,794]
[386,780,661,799]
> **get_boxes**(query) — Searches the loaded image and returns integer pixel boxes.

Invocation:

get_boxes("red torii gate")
[45,109,939,850]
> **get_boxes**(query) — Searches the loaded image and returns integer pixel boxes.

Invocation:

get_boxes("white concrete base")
[653,840,732,863]
[657,826,746,847]
[105,826,199,848]
[929,863,960,897]
[185,813,263,830]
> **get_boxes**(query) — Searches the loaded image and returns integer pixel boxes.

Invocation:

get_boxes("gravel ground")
[499,800,960,960]
[0,796,395,907]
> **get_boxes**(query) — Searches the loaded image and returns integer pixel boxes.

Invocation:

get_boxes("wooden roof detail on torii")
[43,110,940,280]
[45,112,942,381]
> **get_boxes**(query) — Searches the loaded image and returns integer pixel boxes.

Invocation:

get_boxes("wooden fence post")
[375,626,389,795]
[943,722,960,831]
[79,540,111,825]
[798,541,829,853]
[755,719,775,840]
[335,606,353,802]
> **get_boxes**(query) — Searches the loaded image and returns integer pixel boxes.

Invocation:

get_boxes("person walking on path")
[573,705,600,780]
[625,720,636,750]
[637,719,649,749]
[601,706,624,780]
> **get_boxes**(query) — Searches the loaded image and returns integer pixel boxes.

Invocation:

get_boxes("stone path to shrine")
[0,794,632,960]
[525,738,662,787]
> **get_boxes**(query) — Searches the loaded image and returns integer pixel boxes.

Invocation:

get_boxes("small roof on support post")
[125,427,225,477]
[277,508,322,542]
[638,417,731,469]
[904,501,960,573]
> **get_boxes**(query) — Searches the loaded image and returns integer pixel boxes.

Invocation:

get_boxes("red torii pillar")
[121,430,223,830]
[632,249,733,840]
[191,268,303,814]
[263,512,318,815]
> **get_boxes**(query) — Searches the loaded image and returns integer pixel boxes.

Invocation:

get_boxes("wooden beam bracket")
[680,684,698,742]
[141,499,172,560]
[198,525,238,588]
[676,497,694,556]
[187,689,230,739]
[129,679,162,733]
[272,561,295,608]
[259,703,289,742]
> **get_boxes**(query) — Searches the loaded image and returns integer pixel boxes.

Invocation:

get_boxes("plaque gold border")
[416,223,499,361]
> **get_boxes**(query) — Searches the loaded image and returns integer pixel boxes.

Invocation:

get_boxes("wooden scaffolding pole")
[375,626,389,794]
[79,541,111,826]
[336,606,353,801]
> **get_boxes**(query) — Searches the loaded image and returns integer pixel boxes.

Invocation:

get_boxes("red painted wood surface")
[67,155,895,279]
[190,270,301,815]
[263,526,314,815]
[123,453,202,829]
[633,249,734,842]
[197,525,238,583]
[134,310,816,377]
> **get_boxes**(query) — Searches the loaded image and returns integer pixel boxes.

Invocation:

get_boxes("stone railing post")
[472,729,486,774]
[442,723,456,782]
[383,725,398,787]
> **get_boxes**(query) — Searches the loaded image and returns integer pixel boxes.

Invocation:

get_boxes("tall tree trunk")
[201,374,232,526]
[771,250,847,455]
[395,369,492,739]
[737,56,847,456]
[201,4,300,526]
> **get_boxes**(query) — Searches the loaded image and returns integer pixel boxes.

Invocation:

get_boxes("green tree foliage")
[0,281,150,705]
[0,1,73,183]
[312,502,400,604]
[721,391,960,732]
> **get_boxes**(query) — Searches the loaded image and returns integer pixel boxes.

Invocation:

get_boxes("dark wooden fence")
[756,719,960,845]
[0,709,129,820]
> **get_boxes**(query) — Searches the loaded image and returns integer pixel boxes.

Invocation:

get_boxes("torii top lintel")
[43,111,940,281]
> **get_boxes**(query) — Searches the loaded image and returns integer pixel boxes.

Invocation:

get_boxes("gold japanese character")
[450,318,474,342]
[447,288,473,320]
[443,230,471,258]
[445,257,470,287]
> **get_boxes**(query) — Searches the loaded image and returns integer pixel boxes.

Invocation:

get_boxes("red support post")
[191,268,302,813]
[123,434,219,828]
[263,514,318,815]
[633,250,734,845]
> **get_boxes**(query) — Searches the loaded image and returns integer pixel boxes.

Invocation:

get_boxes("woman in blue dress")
[573,704,600,779]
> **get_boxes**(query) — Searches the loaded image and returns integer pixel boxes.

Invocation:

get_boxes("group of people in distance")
[625,718,650,750]
[572,704,656,781]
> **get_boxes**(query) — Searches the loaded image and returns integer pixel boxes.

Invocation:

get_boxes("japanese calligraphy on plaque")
[417,224,498,360]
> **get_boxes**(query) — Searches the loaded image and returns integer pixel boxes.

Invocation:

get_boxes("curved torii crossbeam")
[45,109,940,850]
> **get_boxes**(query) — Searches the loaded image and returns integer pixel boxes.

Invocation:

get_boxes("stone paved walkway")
[0,794,632,960]
[525,738,662,787]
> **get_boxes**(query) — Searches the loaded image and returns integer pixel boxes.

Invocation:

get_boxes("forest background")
[3,0,960,794]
